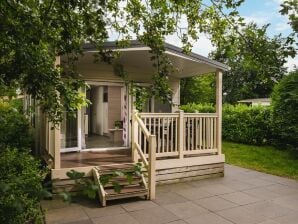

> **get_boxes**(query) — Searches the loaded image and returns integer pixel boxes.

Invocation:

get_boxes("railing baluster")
[203,117,205,150]
[157,118,161,153]
[175,117,178,152]
[192,117,194,151]
[166,117,169,153]
[210,117,213,149]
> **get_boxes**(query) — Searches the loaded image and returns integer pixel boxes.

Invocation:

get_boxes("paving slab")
[274,212,298,224]
[219,191,262,205]
[129,206,179,224]
[216,206,268,224]
[154,191,189,205]
[199,183,235,195]
[121,200,158,212]
[185,212,233,224]
[45,206,89,224]
[83,204,126,218]
[194,196,237,212]
[242,186,281,200]
[272,194,298,211]
[163,201,209,219]
[242,201,296,219]
[92,213,139,224]
[175,186,213,200]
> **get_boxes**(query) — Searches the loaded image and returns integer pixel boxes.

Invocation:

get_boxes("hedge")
[180,103,215,113]
[181,103,272,145]
[271,70,298,149]
[222,104,272,145]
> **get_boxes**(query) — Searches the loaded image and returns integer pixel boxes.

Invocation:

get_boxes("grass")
[223,141,298,180]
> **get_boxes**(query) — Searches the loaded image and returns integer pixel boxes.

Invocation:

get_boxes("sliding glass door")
[60,111,81,152]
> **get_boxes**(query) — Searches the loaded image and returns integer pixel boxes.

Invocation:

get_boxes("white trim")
[83,82,130,150]
[165,50,202,64]
[77,108,82,151]
[156,154,225,170]
[86,80,125,86]
[60,147,80,153]
[85,47,151,53]
[82,147,130,152]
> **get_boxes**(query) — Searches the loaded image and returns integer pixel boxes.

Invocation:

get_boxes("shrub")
[271,70,298,149]
[180,103,216,113]
[0,148,47,224]
[180,103,272,145]
[222,104,272,145]
[0,100,32,150]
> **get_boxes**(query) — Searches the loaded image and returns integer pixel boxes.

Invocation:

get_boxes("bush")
[180,103,216,113]
[0,148,47,224]
[223,104,272,145]
[271,70,298,149]
[0,100,32,150]
[180,103,272,145]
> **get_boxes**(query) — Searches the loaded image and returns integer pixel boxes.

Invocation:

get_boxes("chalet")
[28,41,229,206]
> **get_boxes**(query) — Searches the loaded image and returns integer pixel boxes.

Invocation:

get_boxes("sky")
[165,0,297,70]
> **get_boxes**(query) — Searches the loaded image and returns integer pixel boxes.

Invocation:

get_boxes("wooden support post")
[131,110,139,163]
[216,70,223,155]
[148,135,156,200]
[53,124,61,169]
[178,110,184,159]
[53,56,61,169]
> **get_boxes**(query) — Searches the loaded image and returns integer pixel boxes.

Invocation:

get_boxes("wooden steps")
[93,163,148,206]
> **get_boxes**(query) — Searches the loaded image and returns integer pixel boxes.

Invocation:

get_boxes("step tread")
[97,163,137,173]
[105,185,148,197]
[102,177,143,187]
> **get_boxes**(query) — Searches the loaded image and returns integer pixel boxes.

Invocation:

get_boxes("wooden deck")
[60,149,132,168]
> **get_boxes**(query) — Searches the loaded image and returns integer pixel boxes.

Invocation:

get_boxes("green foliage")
[0,100,32,150]
[0,0,247,122]
[223,104,272,145]
[211,23,296,103]
[64,163,143,201]
[280,0,298,33]
[180,74,215,105]
[64,170,99,202]
[180,103,216,113]
[99,163,144,193]
[271,70,298,149]
[181,103,271,145]
[129,85,151,111]
[0,148,47,224]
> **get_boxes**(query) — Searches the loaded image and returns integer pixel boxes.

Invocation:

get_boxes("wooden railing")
[138,111,219,159]
[132,110,156,200]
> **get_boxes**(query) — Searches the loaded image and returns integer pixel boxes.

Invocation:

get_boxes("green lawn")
[223,141,298,180]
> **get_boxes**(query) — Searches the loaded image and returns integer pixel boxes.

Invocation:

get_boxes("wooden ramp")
[92,163,149,206]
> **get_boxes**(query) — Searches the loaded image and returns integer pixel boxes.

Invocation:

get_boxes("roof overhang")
[82,40,229,78]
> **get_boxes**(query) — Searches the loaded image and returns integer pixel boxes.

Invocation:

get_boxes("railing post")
[53,56,61,169]
[216,69,223,155]
[178,110,184,159]
[53,123,61,169]
[131,110,139,163]
[148,135,156,200]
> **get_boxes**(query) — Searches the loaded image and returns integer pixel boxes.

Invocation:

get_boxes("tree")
[180,74,215,105]
[211,23,296,103]
[271,69,298,149]
[0,0,247,122]
[280,0,298,33]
